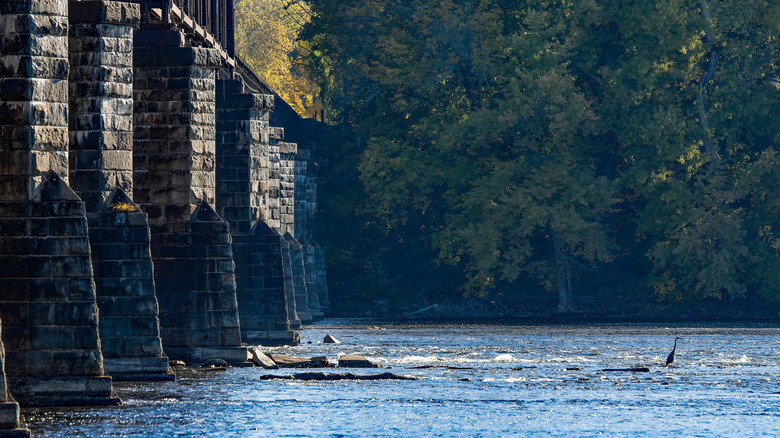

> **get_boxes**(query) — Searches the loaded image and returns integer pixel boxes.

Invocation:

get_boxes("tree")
[302,0,780,316]
[235,0,321,116]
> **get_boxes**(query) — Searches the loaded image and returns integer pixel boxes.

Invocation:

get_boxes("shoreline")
[315,316,780,327]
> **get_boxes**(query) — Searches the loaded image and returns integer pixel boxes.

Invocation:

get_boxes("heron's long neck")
[673,339,678,350]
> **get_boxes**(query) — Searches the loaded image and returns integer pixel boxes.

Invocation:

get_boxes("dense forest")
[238,0,780,318]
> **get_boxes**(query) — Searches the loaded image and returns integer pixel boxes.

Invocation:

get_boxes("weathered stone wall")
[68,0,171,381]
[289,236,312,323]
[133,27,247,363]
[68,0,136,209]
[293,154,308,239]
[0,0,117,407]
[282,233,309,325]
[0,0,70,200]
[274,137,309,324]
[0,1,325,415]
[0,319,30,437]
[279,141,296,237]
[214,79,269,234]
[299,123,330,317]
[133,29,219,223]
[215,79,297,345]
[265,127,282,232]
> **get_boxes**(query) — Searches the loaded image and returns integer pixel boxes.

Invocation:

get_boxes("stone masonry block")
[134,47,220,68]
[69,0,141,27]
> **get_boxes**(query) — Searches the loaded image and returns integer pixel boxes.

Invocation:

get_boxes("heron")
[665,337,682,367]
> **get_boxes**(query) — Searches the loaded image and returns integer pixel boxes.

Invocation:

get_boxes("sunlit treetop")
[235,0,322,117]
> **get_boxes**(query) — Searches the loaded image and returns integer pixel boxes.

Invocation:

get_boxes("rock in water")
[259,372,417,381]
[202,359,228,367]
[270,354,332,368]
[338,355,381,368]
[249,347,278,369]
[323,334,340,344]
[200,359,228,371]
[309,356,331,367]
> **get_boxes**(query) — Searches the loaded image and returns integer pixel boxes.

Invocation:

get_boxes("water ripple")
[22,322,780,437]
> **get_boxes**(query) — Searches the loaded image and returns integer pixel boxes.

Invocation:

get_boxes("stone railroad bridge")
[0,0,329,432]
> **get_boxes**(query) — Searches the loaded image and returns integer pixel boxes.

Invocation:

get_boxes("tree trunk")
[552,227,576,313]
[698,0,718,156]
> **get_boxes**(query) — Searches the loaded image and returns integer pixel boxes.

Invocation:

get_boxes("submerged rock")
[602,367,650,372]
[202,359,228,367]
[259,372,417,381]
[201,366,227,371]
[323,334,340,344]
[411,365,474,370]
[338,355,381,368]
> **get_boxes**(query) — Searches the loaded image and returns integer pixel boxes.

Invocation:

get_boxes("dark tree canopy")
[299,0,780,317]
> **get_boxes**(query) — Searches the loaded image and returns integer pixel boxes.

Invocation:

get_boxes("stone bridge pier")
[215,79,298,345]
[272,107,330,321]
[266,127,303,329]
[295,150,324,321]
[132,25,248,364]
[68,0,172,381]
[0,0,118,407]
[0,0,329,412]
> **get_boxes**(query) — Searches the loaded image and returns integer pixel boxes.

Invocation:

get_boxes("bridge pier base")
[147,204,249,364]
[283,233,312,324]
[280,236,303,329]
[85,203,173,380]
[0,178,120,407]
[250,223,301,345]
[300,237,324,321]
[313,243,330,316]
[0,320,30,438]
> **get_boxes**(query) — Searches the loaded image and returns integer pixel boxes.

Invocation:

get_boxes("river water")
[23,320,780,437]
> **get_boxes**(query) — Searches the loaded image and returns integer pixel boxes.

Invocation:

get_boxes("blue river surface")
[23,320,780,437]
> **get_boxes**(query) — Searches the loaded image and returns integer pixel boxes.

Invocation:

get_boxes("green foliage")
[303,0,780,316]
